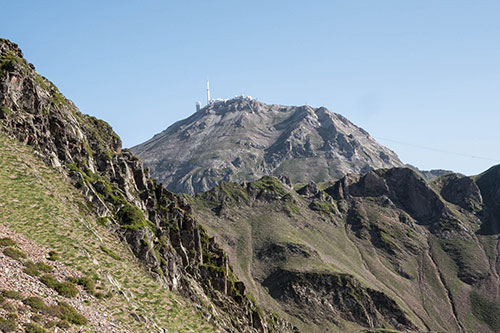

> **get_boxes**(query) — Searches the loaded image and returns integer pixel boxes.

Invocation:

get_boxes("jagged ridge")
[0,38,294,332]
[191,166,500,332]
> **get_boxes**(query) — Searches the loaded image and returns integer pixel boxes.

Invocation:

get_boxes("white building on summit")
[196,80,257,112]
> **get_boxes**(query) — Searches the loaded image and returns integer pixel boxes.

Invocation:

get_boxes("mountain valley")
[190,168,500,332]
[1,37,500,333]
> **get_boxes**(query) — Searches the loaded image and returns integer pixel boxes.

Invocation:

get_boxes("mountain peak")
[0,38,23,56]
[198,95,264,116]
[132,99,403,194]
[0,38,35,71]
[0,39,294,332]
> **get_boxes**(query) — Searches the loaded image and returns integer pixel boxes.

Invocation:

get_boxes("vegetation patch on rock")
[3,247,27,260]
[39,274,79,298]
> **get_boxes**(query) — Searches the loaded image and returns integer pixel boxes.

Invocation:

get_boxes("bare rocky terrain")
[0,225,118,332]
[132,97,403,195]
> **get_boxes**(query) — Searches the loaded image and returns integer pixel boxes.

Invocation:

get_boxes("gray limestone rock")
[132,98,404,195]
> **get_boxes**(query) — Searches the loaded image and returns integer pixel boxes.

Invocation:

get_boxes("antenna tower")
[206,80,211,104]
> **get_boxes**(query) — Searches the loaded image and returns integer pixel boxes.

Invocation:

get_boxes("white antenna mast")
[206,80,211,104]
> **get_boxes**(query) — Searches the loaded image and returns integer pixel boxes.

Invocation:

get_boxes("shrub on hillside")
[24,296,47,311]
[0,316,16,332]
[1,301,16,312]
[1,290,23,300]
[0,237,16,247]
[39,274,79,298]
[55,282,79,298]
[24,322,47,333]
[3,247,26,260]
[24,261,54,277]
[39,274,58,289]
[47,251,60,261]
[46,301,87,325]
[69,276,96,294]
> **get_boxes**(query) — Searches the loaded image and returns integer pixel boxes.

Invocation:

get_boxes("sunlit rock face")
[132,97,403,195]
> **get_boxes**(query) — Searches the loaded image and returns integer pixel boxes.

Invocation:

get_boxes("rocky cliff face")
[262,269,414,331]
[191,167,500,332]
[131,97,403,195]
[0,38,294,332]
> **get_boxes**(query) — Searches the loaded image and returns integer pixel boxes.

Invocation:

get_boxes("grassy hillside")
[190,183,418,332]
[190,173,497,332]
[0,133,215,332]
[0,38,295,332]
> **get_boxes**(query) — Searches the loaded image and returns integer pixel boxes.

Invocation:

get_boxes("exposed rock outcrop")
[438,174,483,212]
[327,168,449,225]
[475,165,500,235]
[262,269,415,331]
[0,38,294,332]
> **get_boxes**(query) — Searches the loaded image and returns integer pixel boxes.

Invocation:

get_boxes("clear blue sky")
[2,1,499,175]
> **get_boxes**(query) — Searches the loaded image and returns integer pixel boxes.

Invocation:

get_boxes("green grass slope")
[0,38,293,332]
[0,133,215,332]
[191,172,498,333]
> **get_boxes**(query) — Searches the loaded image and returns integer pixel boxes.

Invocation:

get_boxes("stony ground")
[0,224,120,332]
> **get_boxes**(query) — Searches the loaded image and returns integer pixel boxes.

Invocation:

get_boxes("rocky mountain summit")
[0,38,294,332]
[132,97,404,195]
